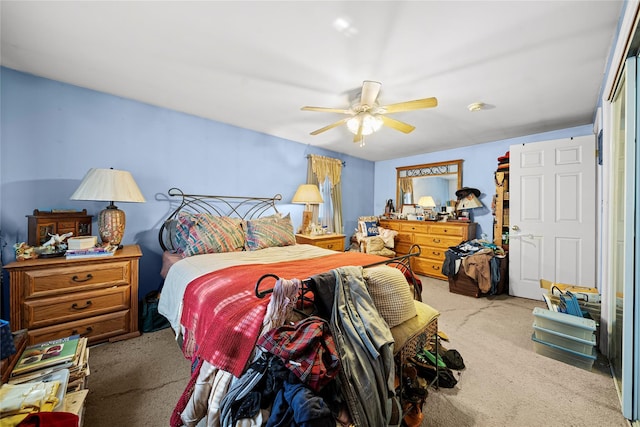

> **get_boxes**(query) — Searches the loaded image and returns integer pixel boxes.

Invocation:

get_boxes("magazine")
[66,245,117,259]
[11,335,80,377]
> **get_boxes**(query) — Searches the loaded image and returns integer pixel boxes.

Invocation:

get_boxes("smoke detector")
[467,102,486,112]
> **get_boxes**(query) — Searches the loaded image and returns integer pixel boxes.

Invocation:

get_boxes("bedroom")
[1,1,640,425]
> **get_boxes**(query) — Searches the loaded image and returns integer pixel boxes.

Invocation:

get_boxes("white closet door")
[509,135,596,300]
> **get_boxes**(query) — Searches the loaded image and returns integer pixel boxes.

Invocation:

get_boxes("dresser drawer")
[428,224,466,238]
[23,261,131,298]
[27,311,131,345]
[419,245,448,261]
[413,257,446,279]
[315,237,344,251]
[399,222,429,233]
[379,220,399,231]
[24,286,131,329]
[414,233,460,249]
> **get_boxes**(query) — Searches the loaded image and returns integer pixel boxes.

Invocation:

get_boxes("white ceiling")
[0,1,623,162]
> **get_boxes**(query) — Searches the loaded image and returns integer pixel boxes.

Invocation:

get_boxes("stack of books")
[9,335,90,389]
[1,335,90,425]
[66,244,117,259]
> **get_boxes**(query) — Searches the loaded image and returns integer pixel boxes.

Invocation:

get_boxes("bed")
[156,188,440,427]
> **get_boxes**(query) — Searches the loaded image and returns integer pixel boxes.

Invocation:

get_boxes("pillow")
[377,227,398,249]
[363,265,417,327]
[366,236,385,253]
[244,214,295,251]
[359,220,379,237]
[175,213,245,256]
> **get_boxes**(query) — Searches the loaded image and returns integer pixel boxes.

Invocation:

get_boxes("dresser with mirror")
[381,159,477,280]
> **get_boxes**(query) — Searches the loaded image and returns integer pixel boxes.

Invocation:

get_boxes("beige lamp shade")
[70,168,146,203]
[292,184,323,234]
[70,168,145,246]
[292,184,323,208]
[418,196,436,208]
[457,193,483,210]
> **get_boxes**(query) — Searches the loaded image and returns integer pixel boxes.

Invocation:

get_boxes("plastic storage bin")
[532,323,595,355]
[532,307,596,340]
[531,333,596,371]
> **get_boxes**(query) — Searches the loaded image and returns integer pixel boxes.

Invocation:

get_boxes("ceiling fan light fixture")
[346,113,382,136]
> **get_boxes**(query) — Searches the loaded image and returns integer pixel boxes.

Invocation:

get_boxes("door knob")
[511,225,520,231]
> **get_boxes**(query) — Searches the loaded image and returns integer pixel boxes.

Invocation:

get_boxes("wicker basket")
[398,318,438,364]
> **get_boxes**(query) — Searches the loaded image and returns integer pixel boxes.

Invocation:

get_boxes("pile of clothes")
[442,239,506,295]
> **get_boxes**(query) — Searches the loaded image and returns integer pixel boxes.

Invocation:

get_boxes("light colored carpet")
[419,278,627,427]
[84,276,629,427]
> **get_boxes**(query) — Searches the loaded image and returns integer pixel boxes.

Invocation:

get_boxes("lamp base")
[99,204,126,246]
[301,210,313,234]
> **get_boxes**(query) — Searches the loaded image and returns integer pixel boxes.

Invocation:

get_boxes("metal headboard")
[158,187,283,251]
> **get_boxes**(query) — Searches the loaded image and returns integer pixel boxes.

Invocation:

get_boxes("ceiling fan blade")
[360,80,382,108]
[301,106,352,114]
[353,119,364,143]
[380,115,416,133]
[310,117,351,135]
[382,97,438,114]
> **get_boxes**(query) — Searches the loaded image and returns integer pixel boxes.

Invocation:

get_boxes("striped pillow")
[175,213,245,256]
[244,214,295,251]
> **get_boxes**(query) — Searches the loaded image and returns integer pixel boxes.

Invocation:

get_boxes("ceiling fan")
[301,80,438,145]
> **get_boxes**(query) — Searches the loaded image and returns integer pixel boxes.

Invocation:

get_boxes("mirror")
[396,160,463,214]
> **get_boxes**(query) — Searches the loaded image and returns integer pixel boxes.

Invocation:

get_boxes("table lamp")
[70,168,145,247]
[456,189,483,221]
[418,196,436,219]
[292,184,323,234]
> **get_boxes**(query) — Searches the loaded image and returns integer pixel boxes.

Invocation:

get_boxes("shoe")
[416,348,447,368]
[410,356,438,382]
[410,356,459,389]
[401,363,428,402]
[402,401,424,427]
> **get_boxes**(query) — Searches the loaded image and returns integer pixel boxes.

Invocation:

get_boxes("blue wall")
[0,67,596,323]
[0,67,375,319]
[374,126,595,240]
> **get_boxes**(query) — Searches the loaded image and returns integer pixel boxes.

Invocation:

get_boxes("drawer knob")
[433,238,441,243]
[432,251,441,256]
[72,326,93,336]
[432,265,440,270]
[71,300,93,310]
[72,274,93,283]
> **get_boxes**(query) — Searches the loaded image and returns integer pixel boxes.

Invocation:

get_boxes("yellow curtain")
[311,155,342,187]
[399,177,414,204]
[399,177,414,194]
[306,158,320,225]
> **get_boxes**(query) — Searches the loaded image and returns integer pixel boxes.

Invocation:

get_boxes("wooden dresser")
[379,219,477,280]
[295,233,345,251]
[5,245,142,345]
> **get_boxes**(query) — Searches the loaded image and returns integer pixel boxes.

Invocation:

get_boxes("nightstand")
[4,245,142,345]
[295,233,345,252]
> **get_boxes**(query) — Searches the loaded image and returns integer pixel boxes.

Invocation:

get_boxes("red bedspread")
[180,251,388,377]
